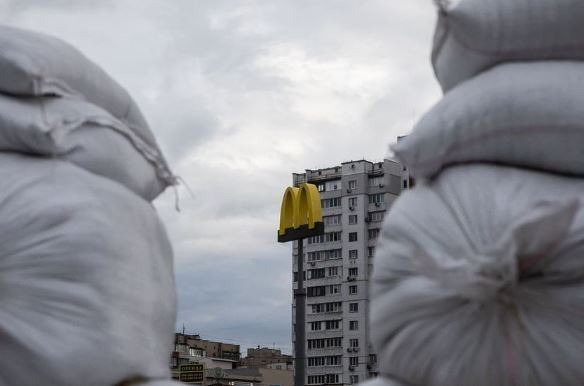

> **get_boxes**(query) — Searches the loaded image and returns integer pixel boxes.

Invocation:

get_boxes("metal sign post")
[278,183,324,386]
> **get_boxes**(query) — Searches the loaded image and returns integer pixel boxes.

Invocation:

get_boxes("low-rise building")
[206,367,293,386]
[171,333,241,384]
[239,347,292,369]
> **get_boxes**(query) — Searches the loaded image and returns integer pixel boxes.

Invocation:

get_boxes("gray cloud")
[3,0,441,355]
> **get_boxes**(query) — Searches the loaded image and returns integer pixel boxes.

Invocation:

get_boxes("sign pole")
[294,237,306,386]
[277,183,324,386]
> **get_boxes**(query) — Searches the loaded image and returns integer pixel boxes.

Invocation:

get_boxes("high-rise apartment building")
[291,159,406,386]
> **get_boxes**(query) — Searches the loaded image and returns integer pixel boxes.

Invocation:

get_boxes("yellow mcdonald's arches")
[278,183,325,242]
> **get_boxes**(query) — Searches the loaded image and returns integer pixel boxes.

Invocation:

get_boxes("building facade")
[239,346,293,368]
[171,333,241,372]
[291,159,406,386]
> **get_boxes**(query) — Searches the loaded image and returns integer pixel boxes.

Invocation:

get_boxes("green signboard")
[180,364,204,372]
[179,371,204,383]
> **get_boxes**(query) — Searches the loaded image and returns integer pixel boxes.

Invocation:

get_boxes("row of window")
[307,285,340,298]
[307,338,359,350]
[308,232,341,244]
[308,374,340,385]
[307,230,380,244]
[320,194,385,209]
[308,337,342,349]
[307,249,342,262]
[316,176,388,193]
[309,320,359,331]
[308,266,359,282]
[310,301,359,314]
[309,320,341,331]
[307,355,342,367]
[311,301,342,314]
[295,258,372,283]
[307,356,360,367]
[344,210,385,225]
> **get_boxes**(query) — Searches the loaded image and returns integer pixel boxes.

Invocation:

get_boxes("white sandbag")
[139,381,184,386]
[0,93,173,200]
[432,0,584,91]
[371,164,584,386]
[393,62,584,179]
[359,376,407,386]
[0,153,176,386]
[0,25,153,144]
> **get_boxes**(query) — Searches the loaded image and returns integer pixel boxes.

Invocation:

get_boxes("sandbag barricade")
[0,26,177,386]
[371,1,584,385]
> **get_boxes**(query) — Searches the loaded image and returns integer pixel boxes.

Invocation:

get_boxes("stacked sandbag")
[0,25,177,386]
[370,1,584,385]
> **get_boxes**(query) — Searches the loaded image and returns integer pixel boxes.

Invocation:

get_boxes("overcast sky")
[2,0,441,354]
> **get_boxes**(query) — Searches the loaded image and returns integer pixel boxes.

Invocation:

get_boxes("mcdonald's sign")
[278,183,325,242]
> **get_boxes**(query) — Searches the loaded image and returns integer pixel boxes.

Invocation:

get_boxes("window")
[368,228,380,240]
[325,180,340,191]
[370,211,384,222]
[317,183,325,192]
[349,285,358,295]
[349,268,358,276]
[310,321,322,331]
[349,321,359,330]
[403,179,408,189]
[310,249,342,261]
[325,302,342,312]
[308,232,341,244]
[348,214,358,225]
[350,375,359,384]
[348,180,357,189]
[326,337,342,347]
[324,214,341,226]
[311,304,325,313]
[369,193,384,205]
[349,232,358,242]
[349,303,359,312]
[307,252,321,262]
[328,266,339,276]
[326,232,341,242]
[325,320,340,330]
[321,197,341,208]
[308,269,325,279]
[307,286,326,297]
[308,357,325,367]
[349,249,358,259]
[308,374,339,385]
[308,339,325,349]
[311,302,342,314]
[348,197,357,208]
[369,176,384,187]
[350,357,359,367]
[368,246,375,257]
[326,356,341,366]
[308,234,324,244]
[369,354,377,364]
[350,338,359,348]
[293,272,298,282]
[328,284,341,295]
[327,249,342,260]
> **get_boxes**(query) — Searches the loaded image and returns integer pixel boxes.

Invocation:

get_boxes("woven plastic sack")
[359,376,407,386]
[0,93,172,200]
[0,25,150,139]
[393,62,584,179]
[0,25,174,196]
[0,153,176,386]
[432,0,584,91]
[371,165,584,386]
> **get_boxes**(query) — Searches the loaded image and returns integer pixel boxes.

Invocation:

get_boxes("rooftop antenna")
[182,323,185,335]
